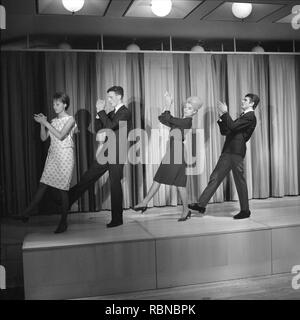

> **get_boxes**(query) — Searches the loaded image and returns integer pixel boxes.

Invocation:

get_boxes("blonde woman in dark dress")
[134,92,202,221]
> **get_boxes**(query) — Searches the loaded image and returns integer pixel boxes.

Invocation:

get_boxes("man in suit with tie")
[69,86,131,227]
[189,93,260,219]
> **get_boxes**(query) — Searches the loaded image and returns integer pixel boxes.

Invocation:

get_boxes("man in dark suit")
[69,86,131,227]
[189,93,260,219]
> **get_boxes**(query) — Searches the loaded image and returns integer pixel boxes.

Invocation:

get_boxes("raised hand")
[33,113,47,125]
[217,100,228,115]
[164,91,173,110]
[96,99,106,113]
[104,100,115,114]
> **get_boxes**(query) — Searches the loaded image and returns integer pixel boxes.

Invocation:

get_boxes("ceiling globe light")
[126,43,141,51]
[191,45,205,52]
[62,0,85,13]
[232,3,252,19]
[58,42,72,50]
[252,45,264,53]
[151,0,172,17]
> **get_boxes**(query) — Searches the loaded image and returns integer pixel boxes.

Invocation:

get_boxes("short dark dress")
[154,111,192,187]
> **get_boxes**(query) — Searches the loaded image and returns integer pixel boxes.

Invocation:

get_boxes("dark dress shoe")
[178,211,192,222]
[188,203,206,213]
[106,221,123,228]
[233,210,251,219]
[133,206,148,213]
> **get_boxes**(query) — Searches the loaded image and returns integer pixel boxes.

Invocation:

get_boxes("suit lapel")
[113,105,126,118]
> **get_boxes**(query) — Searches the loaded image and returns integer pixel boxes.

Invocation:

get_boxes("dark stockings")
[21,183,69,234]
[22,183,48,217]
[54,189,69,234]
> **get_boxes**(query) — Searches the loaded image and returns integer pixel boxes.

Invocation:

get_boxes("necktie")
[240,112,245,117]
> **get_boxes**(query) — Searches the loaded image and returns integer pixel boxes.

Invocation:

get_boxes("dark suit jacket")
[95,105,132,164]
[217,111,256,158]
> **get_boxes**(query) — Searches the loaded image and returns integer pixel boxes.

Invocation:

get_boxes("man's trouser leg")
[69,160,108,206]
[198,153,232,207]
[231,154,249,212]
[108,164,124,223]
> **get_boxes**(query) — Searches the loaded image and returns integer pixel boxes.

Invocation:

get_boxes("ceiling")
[1,0,300,47]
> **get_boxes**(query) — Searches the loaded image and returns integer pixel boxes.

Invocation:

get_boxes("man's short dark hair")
[245,93,260,109]
[53,92,70,110]
[107,86,124,99]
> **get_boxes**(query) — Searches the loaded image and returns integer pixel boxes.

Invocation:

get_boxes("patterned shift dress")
[40,115,77,191]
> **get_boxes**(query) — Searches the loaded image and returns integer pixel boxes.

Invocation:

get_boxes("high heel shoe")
[54,221,68,234]
[178,211,192,222]
[133,206,148,214]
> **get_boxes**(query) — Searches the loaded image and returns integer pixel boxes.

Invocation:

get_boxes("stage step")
[22,199,300,299]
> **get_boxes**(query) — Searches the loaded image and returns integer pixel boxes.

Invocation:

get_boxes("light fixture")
[62,0,85,14]
[232,3,252,19]
[151,0,172,17]
[58,42,72,50]
[191,41,205,52]
[126,39,141,51]
[126,43,141,51]
[252,44,264,53]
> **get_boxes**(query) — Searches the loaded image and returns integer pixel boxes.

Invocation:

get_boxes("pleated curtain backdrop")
[189,54,227,204]
[269,55,299,196]
[1,51,299,216]
[0,52,48,215]
[227,55,270,200]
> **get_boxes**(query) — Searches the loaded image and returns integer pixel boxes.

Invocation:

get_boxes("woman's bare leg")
[134,181,161,208]
[178,186,189,219]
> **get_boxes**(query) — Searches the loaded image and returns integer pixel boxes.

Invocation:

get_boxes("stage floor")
[20,196,300,300]
[23,196,300,249]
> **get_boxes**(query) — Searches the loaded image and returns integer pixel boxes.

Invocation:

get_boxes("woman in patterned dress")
[17,92,76,233]
[134,92,202,221]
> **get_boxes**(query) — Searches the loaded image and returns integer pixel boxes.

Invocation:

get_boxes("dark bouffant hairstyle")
[245,93,260,109]
[107,86,124,99]
[53,92,70,110]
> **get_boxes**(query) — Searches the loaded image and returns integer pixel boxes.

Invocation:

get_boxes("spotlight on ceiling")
[232,3,252,19]
[62,0,85,14]
[151,0,172,17]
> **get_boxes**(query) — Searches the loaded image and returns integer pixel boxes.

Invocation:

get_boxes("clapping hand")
[164,91,173,111]
[104,101,115,114]
[33,113,47,125]
[217,100,228,115]
[96,99,106,113]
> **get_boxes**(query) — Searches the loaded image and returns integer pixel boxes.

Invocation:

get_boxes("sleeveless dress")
[40,115,77,191]
[154,111,192,187]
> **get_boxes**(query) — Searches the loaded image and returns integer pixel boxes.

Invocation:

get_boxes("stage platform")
[22,197,300,300]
